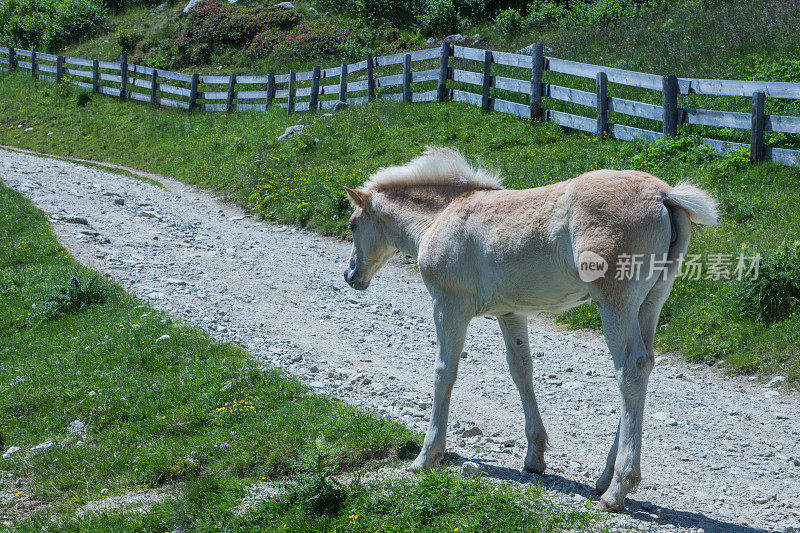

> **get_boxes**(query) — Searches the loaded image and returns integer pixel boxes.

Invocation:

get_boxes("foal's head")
[343,187,396,290]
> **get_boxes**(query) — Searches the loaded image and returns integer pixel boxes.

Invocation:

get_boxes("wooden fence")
[1,43,798,167]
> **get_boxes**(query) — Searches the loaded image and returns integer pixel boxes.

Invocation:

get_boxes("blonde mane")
[362,147,503,191]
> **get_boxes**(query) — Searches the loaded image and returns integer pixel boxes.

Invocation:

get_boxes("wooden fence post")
[8,47,15,69]
[266,72,275,108]
[750,91,765,164]
[437,42,450,103]
[662,74,678,136]
[92,59,100,93]
[226,72,236,113]
[120,55,128,102]
[309,65,320,112]
[596,72,608,141]
[403,54,412,103]
[30,50,37,79]
[188,72,199,114]
[481,50,493,113]
[150,69,158,107]
[56,55,64,80]
[288,69,295,114]
[339,63,348,103]
[530,43,544,122]
[366,54,375,102]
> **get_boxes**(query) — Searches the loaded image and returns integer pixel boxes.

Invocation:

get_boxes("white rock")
[766,376,786,388]
[155,334,171,342]
[68,420,85,435]
[30,441,56,453]
[461,426,483,438]
[2,446,21,459]
[444,34,463,43]
[651,411,678,426]
[274,1,294,8]
[461,461,484,477]
[277,124,309,141]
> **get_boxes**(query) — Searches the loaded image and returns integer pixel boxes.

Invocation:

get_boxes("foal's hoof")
[595,497,623,513]
[522,461,546,475]
[408,452,441,473]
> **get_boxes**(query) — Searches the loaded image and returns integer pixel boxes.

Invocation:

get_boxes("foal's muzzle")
[344,266,369,290]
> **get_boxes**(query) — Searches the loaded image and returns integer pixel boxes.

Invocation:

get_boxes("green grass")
[0,171,603,530]
[1,69,799,383]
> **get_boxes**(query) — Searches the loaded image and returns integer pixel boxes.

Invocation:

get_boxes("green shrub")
[75,90,92,107]
[419,0,461,36]
[630,135,716,171]
[40,274,109,320]
[525,0,567,27]
[736,240,800,324]
[116,27,141,55]
[494,8,525,38]
[362,0,423,28]
[0,0,107,51]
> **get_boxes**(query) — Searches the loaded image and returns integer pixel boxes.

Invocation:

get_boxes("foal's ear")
[344,187,370,209]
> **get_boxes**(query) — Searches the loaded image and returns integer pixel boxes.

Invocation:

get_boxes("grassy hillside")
[0,70,798,383]
[0,181,603,530]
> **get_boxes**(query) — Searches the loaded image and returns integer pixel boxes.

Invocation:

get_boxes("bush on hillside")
[736,240,800,324]
[103,0,163,14]
[249,19,361,61]
[187,0,301,48]
[419,0,461,36]
[0,0,107,51]
[494,8,525,37]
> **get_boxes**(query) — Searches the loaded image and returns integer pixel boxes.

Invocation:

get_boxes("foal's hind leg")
[498,313,548,474]
[594,300,653,511]
[410,294,470,472]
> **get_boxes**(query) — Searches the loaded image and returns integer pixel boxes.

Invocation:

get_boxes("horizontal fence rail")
[0,43,798,167]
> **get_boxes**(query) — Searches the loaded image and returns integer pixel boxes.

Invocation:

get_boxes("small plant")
[57,75,73,99]
[736,240,800,324]
[75,90,91,108]
[40,273,109,320]
[494,8,525,38]
[419,0,461,36]
[285,443,347,517]
[115,28,141,55]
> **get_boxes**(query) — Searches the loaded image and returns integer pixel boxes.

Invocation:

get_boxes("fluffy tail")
[663,181,719,226]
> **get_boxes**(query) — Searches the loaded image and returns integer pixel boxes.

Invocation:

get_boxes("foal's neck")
[375,185,471,258]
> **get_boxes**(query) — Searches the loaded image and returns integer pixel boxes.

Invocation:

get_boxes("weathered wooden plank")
[202,103,226,112]
[236,103,267,111]
[159,83,192,97]
[321,66,341,79]
[452,69,482,86]
[345,95,369,106]
[751,91,766,163]
[159,96,190,110]
[97,59,121,70]
[548,84,596,107]
[294,101,310,112]
[367,53,375,101]
[274,73,291,83]
[295,69,314,82]
[188,72,199,113]
[608,123,664,142]
[415,89,438,103]
[234,90,269,100]
[226,72,236,112]
[411,68,439,84]
[346,79,369,92]
[492,50,531,69]
[71,80,93,90]
[0,57,9,66]
[766,146,800,167]
[274,89,289,99]
[347,59,368,74]
[92,60,99,92]
[0,46,9,55]
[63,56,93,67]
[16,60,32,70]
[376,73,403,88]
[287,69,295,114]
[765,114,800,134]
[15,49,32,58]
[98,85,121,97]
[200,90,228,100]
[493,75,529,94]
[128,77,152,90]
[150,69,158,106]
[682,108,750,129]
[200,74,229,84]
[339,62,348,102]
[158,70,192,83]
[266,72,275,106]
[319,83,339,95]
[697,137,748,156]
[437,43,450,102]
[37,64,57,74]
[530,44,543,122]
[491,97,530,118]
[403,54,412,103]
[381,92,404,102]
[452,46,484,62]
[294,86,312,97]
[99,72,122,84]
[35,52,58,62]
[549,110,595,133]
[236,75,269,84]
[127,91,150,103]
[597,72,608,141]
[607,97,662,121]
[127,64,155,77]
[682,78,800,99]
[547,57,663,90]
[309,65,320,111]
[374,47,439,67]
[662,75,678,136]
[451,88,482,106]
[481,50,493,113]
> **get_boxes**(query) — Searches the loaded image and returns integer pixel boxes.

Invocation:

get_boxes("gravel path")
[2,148,799,533]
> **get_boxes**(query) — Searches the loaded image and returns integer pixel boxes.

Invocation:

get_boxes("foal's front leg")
[410,295,470,471]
